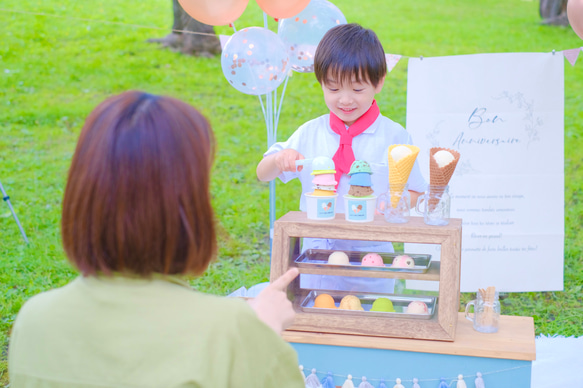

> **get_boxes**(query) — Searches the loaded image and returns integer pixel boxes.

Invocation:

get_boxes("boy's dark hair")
[62,91,217,277]
[314,23,387,87]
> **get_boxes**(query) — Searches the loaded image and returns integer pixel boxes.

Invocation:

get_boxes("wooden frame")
[270,211,462,342]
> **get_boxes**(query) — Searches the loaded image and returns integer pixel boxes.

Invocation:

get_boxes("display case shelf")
[270,211,462,341]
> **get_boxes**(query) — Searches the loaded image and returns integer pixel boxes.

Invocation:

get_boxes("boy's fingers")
[270,268,299,291]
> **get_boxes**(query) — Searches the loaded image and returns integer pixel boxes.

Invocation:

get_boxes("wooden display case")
[270,211,462,341]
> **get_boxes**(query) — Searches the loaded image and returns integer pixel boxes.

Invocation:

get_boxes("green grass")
[2,0,583,384]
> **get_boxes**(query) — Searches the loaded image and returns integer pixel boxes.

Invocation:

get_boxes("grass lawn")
[1,0,582,384]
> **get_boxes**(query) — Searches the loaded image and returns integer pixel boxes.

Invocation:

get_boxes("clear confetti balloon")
[277,0,347,73]
[221,27,289,96]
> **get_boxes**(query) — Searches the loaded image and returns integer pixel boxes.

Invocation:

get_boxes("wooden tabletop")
[283,313,536,361]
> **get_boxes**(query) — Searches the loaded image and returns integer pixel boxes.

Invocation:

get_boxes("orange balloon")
[256,0,311,19]
[567,0,583,40]
[177,0,249,26]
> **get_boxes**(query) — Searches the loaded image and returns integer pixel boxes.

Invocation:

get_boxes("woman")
[8,91,304,387]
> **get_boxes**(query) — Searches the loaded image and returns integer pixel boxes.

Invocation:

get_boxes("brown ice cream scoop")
[348,185,374,197]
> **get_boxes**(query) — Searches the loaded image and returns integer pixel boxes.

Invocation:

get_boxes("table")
[284,313,536,387]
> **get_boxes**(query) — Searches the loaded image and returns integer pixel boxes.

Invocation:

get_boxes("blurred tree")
[148,0,221,57]
[540,0,569,26]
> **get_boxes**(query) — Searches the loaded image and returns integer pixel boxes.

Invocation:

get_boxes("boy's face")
[322,75,384,127]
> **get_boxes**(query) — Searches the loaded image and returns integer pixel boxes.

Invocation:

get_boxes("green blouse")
[9,275,305,387]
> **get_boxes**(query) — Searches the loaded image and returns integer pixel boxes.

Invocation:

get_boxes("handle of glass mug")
[415,194,426,215]
[376,193,388,215]
[465,300,476,322]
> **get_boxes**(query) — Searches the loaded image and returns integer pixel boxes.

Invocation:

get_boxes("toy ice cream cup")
[343,194,377,223]
[305,193,337,220]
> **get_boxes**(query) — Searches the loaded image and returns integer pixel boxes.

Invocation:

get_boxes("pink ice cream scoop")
[361,253,384,266]
[312,173,337,186]
[407,301,428,314]
[391,255,415,268]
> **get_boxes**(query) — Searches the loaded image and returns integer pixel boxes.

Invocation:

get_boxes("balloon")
[568,0,583,40]
[278,0,347,73]
[256,0,311,19]
[177,0,249,26]
[221,27,289,95]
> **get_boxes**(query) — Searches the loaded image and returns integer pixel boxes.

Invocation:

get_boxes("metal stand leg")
[0,180,29,243]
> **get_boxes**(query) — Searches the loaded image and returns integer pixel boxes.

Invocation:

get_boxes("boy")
[257,24,426,292]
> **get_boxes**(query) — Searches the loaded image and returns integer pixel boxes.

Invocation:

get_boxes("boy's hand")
[247,268,299,335]
[275,149,305,172]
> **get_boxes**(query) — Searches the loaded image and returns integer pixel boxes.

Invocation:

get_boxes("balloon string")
[231,22,237,33]
[275,75,289,132]
[263,12,268,30]
[258,95,270,145]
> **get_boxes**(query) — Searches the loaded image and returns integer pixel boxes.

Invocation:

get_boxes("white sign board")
[405,53,564,292]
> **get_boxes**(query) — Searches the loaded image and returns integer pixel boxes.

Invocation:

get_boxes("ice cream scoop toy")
[371,298,395,312]
[328,251,350,265]
[347,160,374,197]
[339,295,365,311]
[314,293,337,309]
[361,253,384,266]
[344,160,377,222]
[391,255,415,268]
[304,156,338,220]
[407,301,429,314]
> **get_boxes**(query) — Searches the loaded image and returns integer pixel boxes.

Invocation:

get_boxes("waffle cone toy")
[388,144,420,208]
[428,147,460,209]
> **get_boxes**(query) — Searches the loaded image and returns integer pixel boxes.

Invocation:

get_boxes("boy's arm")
[256,149,305,182]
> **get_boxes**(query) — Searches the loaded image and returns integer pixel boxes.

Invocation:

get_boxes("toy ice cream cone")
[429,147,460,186]
[388,145,420,207]
[428,147,460,209]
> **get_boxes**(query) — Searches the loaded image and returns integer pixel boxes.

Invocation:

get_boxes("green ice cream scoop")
[370,297,395,312]
[348,160,372,175]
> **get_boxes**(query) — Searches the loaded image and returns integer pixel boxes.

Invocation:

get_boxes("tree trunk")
[148,0,221,57]
[539,0,569,26]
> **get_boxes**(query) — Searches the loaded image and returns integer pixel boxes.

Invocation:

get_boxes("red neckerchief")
[329,100,380,187]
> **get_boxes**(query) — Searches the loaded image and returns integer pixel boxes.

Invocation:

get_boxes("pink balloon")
[567,0,583,40]
[256,0,311,19]
[177,0,249,26]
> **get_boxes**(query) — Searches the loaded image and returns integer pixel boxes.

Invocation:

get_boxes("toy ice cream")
[344,160,377,222]
[361,253,384,267]
[305,156,337,220]
[347,160,374,197]
[388,144,420,208]
[427,147,460,210]
[314,293,337,309]
[434,150,455,168]
[407,301,429,314]
[339,295,364,311]
[391,254,415,268]
[328,251,350,265]
[370,297,395,312]
[310,156,337,196]
[429,147,460,186]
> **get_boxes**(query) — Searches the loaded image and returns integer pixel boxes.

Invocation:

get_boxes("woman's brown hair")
[61,91,216,276]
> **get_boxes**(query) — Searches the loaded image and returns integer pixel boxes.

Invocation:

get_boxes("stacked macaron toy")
[347,160,374,197]
[311,156,337,196]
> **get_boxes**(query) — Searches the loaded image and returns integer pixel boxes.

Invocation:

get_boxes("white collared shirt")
[265,113,428,213]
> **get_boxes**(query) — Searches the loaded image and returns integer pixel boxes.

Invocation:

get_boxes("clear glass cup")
[376,183,410,223]
[415,185,450,226]
[465,291,500,333]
